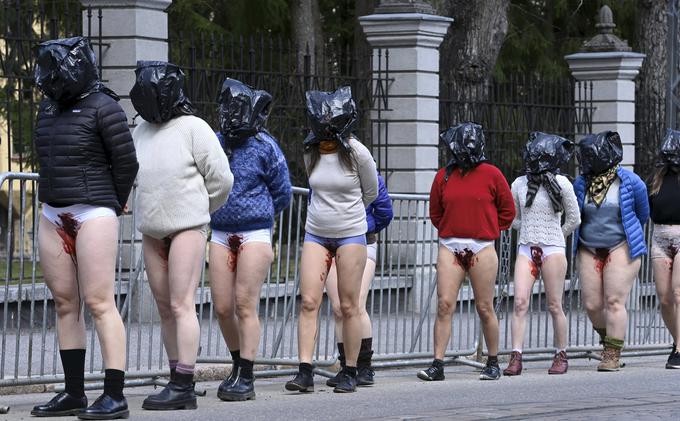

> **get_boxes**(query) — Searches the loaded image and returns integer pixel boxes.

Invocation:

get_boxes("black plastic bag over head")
[34,37,100,103]
[217,78,272,142]
[439,122,487,171]
[659,128,680,167]
[129,61,195,124]
[303,86,357,151]
[576,131,623,176]
[523,132,574,174]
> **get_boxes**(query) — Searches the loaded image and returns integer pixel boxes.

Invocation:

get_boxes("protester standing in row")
[419,123,515,382]
[210,78,291,401]
[574,131,649,371]
[130,61,233,410]
[504,133,580,376]
[285,87,378,393]
[31,37,138,420]
[649,129,680,369]
[325,171,393,387]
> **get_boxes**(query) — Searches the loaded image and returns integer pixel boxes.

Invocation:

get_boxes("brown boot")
[548,351,568,374]
[597,346,621,371]
[503,351,523,376]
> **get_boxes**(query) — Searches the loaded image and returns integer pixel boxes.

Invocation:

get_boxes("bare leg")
[233,243,273,361]
[335,244,367,367]
[509,254,536,351]
[671,253,680,350]
[38,216,85,350]
[297,242,331,364]
[325,261,343,341]
[468,247,500,356]
[654,257,676,345]
[602,245,640,340]
[209,244,240,351]
[541,253,568,350]
[433,246,465,360]
[167,230,205,366]
[144,235,176,362]
[326,257,375,343]
[77,216,126,370]
[578,247,606,331]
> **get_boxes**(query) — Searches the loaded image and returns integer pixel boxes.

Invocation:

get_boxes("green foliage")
[496,0,638,79]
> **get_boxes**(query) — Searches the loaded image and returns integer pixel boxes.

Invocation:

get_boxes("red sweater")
[429,163,515,240]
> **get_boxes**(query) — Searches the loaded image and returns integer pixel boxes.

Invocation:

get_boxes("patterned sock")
[604,336,624,351]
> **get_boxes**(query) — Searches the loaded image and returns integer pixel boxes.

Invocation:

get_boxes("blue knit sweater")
[573,167,649,259]
[210,132,292,232]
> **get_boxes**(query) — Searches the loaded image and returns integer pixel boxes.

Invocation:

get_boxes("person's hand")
[366,232,377,245]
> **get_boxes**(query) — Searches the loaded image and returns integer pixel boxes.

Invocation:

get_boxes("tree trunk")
[439,0,510,84]
[290,0,323,71]
[638,0,669,117]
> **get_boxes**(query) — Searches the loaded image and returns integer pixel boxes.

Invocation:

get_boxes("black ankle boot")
[217,368,255,401]
[77,393,129,420]
[142,381,197,410]
[31,392,88,417]
[357,350,375,386]
[284,363,314,392]
[333,366,357,393]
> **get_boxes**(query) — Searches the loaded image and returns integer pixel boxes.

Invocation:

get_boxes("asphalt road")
[1,354,678,420]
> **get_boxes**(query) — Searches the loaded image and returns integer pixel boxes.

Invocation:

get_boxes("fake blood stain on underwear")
[453,248,476,271]
[158,237,172,268]
[227,234,244,272]
[55,213,80,257]
[530,246,543,278]
[321,251,334,282]
[593,248,611,274]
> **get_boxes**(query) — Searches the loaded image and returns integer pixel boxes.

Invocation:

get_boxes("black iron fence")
[439,75,594,180]
[168,33,391,187]
[0,0,102,173]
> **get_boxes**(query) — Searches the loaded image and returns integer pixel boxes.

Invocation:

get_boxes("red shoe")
[503,351,523,376]
[548,351,568,374]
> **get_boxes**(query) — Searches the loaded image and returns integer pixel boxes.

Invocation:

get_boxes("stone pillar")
[565,5,644,169]
[82,0,172,125]
[360,4,452,313]
[360,7,452,195]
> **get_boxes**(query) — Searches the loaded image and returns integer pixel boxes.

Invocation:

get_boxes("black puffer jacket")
[34,92,139,214]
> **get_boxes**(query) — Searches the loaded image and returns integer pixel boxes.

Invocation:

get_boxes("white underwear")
[440,237,494,255]
[42,203,116,228]
[518,244,565,264]
[211,228,272,252]
[366,242,377,263]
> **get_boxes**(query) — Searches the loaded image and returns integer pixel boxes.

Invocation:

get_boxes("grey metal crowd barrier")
[0,171,671,387]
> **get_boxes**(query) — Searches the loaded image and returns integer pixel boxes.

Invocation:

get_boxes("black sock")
[345,366,357,377]
[360,337,373,352]
[175,371,194,387]
[487,356,499,366]
[337,343,345,367]
[299,362,313,376]
[432,359,444,369]
[60,349,85,398]
[358,338,374,369]
[230,349,241,373]
[103,369,124,400]
[239,358,254,380]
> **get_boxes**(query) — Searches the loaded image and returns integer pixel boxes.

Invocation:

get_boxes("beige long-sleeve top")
[304,137,378,238]
[511,174,580,247]
[133,115,233,239]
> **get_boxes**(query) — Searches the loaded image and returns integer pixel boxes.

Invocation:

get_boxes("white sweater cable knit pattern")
[133,115,233,239]
[511,174,580,247]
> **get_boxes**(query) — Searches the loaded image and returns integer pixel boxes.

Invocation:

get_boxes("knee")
[84,297,115,320]
[583,297,603,314]
[475,302,496,322]
[169,300,195,320]
[213,301,235,321]
[53,296,79,318]
[300,294,320,314]
[340,300,359,318]
[547,300,564,317]
[331,303,343,320]
[513,296,529,315]
[605,296,624,312]
[437,298,455,318]
[235,299,255,320]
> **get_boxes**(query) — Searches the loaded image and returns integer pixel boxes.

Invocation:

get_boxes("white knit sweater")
[133,115,233,239]
[510,175,580,247]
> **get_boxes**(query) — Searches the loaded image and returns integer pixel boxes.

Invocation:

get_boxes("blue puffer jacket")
[366,174,393,234]
[573,166,649,259]
[210,131,292,232]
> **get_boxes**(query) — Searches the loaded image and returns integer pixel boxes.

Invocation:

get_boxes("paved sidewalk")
[1,355,677,420]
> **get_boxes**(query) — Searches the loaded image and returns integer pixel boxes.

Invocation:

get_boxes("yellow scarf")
[587,166,618,207]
